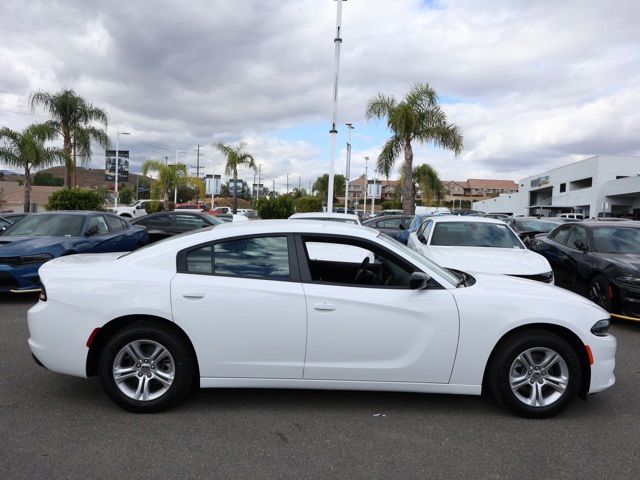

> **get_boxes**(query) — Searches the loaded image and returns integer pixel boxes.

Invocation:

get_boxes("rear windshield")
[431,222,524,249]
[591,227,640,254]
[2,214,85,237]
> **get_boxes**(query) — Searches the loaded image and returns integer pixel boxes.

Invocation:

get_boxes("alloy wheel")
[509,347,569,407]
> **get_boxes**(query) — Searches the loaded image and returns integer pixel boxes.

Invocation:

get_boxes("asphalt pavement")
[1,294,639,479]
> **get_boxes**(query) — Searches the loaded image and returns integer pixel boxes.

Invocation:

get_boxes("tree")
[141,160,192,210]
[29,89,109,189]
[295,195,323,213]
[365,83,463,214]
[313,174,345,204]
[215,142,256,213]
[46,188,106,211]
[413,164,444,206]
[256,195,295,219]
[118,186,134,205]
[33,171,64,186]
[0,124,67,212]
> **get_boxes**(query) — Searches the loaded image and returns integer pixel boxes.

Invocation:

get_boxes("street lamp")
[114,131,130,208]
[344,123,353,212]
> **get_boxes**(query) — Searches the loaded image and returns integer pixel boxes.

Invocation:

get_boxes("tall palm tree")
[365,83,463,215]
[0,124,67,212]
[215,142,256,214]
[413,164,444,206]
[141,160,191,210]
[29,89,109,188]
[312,174,345,205]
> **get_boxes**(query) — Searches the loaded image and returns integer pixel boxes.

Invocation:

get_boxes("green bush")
[46,188,106,211]
[381,199,402,210]
[118,186,134,204]
[33,171,64,187]
[256,195,295,219]
[295,195,323,213]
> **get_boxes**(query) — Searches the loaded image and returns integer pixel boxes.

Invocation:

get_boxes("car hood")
[593,252,640,272]
[0,236,74,255]
[419,246,551,275]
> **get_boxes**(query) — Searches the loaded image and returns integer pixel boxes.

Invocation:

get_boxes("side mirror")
[574,239,588,252]
[409,272,431,290]
[86,225,100,236]
[399,224,406,230]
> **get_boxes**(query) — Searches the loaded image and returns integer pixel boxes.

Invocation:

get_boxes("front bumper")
[613,282,640,317]
[0,264,42,292]
[588,333,617,394]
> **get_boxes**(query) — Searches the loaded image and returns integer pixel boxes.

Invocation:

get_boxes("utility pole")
[272,179,276,196]
[195,144,200,202]
[257,164,262,202]
[363,156,368,216]
[371,176,376,216]
[326,0,346,213]
[298,176,301,193]
[344,123,353,212]
[286,173,289,194]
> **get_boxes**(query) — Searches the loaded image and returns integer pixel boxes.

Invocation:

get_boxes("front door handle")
[313,302,335,311]
[182,292,205,299]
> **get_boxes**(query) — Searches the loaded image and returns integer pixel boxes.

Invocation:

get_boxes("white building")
[473,155,640,218]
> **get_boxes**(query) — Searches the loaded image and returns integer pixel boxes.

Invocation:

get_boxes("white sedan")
[28,220,615,417]
[407,216,555,283]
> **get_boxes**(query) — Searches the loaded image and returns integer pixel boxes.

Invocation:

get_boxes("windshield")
[516,220,561,233]
[591,227,640,254]
[431,221,524,249]
[2,214,85,237]
[377,234,459,286]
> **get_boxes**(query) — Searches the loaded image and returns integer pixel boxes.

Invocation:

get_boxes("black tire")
[488,330,582,418]
[587,275,613,311]
[98,322,195,413]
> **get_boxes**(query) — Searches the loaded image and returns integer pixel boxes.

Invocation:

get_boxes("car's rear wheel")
[488,330,581,418]
[99,323,195,413]
[588,275,613,311]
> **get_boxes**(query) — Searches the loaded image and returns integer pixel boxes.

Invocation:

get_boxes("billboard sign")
[367,181,382,199]
[205,174,222,196]
[105,150,129,182]
[530,175,550,188]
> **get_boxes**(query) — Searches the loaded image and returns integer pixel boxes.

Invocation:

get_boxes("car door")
[536,225,572,285]
[171,234,307,379]
[83,214,116,253]
[296,234,459,384]
[551,226,587,288]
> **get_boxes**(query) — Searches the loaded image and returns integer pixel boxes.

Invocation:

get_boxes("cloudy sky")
[1,0,639,191]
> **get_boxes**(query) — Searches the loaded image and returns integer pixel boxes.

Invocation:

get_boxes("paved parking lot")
[1,294,639,479]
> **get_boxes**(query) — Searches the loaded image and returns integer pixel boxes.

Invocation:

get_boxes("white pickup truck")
[110,199,153,219]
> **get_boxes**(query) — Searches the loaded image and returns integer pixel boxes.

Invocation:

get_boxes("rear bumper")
[28,299,97,378]
[588,334,617,394]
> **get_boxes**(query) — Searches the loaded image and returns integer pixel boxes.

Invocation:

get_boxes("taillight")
[39,287,47,302]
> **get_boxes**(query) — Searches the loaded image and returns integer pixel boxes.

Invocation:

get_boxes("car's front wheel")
[488,330,582,418]
[98,322,195,413]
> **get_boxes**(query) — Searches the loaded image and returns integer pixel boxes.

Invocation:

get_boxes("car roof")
[513,216,563,222]
[289,212,360,221]
[364,214,413,223]
[429,215,505,224]
[579,220,639,227]
[27,211,98,216]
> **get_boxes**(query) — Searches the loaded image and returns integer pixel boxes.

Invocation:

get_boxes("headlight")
[19,253,54,265]
[615,276,640,288]
[590,319,610,337]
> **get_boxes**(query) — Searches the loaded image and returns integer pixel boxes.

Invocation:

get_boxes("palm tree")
[313,174,345,205]
[215,142,256,214]
[365,83,463,215]
[413,164,444,206]
[0,124,67,212]
[29,89,109,188]
[141,160,191,210]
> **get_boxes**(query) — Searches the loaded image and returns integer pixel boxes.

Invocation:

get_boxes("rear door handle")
[182,292,205,299]
[313,302,335,311]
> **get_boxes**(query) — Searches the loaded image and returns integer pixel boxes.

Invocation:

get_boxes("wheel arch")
[86,314,199,380]
[482,323,591,399]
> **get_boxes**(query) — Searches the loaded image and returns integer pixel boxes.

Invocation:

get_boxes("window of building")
[559,183,566,193]
[569,177,593,191]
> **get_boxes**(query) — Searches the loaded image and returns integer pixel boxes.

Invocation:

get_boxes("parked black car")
[363,214,413,241]
[534,221,640,315]
[506,216,564,248]
[132,211,223,242]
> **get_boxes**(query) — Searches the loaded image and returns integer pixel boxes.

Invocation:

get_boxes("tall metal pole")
[371,176,376,216]
[114,131,129,208]
[257,164,262,202]
[344,123,353,212]
[196,144,200,202]
[326,0,346,213]
[286,173,289,194]
[363,156,368,216]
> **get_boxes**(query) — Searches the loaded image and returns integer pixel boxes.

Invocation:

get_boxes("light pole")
[371,176,377,216]
[114,131,130,208]
[326,0,347,213]
[344,123,353,212]
[175,150,188,204]
[363,156,368,216]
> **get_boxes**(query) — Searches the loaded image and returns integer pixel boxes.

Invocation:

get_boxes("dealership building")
[473,155,640,218]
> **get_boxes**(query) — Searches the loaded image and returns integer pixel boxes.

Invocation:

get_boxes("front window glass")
[591,227,640,254]
[2,214,85,237]
[175,214,210,230]
[431,222,524,249]
[566,227,588,250]
[377,234,458,286]
[88,216,109,235]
